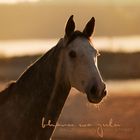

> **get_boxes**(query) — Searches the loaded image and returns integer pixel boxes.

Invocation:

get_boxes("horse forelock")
[66,30,90,45]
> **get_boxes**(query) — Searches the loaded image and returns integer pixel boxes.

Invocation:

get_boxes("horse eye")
[69,50,77,58]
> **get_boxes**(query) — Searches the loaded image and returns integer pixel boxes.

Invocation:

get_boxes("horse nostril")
[103,83,106,90]
[102,89,107,97]
[104,90,107,96]
[90,85,97,94]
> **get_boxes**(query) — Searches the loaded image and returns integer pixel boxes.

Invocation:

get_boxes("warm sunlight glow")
[0,36,140,58]
[0,0,39,4]
[0,39,57,57]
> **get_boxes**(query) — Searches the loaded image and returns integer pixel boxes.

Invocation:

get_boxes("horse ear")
[83,17,95,37]
[65,15,75,38]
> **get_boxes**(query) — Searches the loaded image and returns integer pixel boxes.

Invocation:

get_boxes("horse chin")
[86,93,103,104]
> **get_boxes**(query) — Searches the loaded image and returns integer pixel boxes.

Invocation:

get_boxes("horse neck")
[44,48,71,120]
[16,40,62,97]
[15,40,71,139]
[38,48,71,139]
[13,38,71,120]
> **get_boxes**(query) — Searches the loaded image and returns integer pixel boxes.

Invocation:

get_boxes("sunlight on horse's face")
[63,15,107,103]
[65,37,106,103]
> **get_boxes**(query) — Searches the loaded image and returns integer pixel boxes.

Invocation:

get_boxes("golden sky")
[0,0,140,55]
[0,0,39,3]
[0,0,140,5]
[0,0,139,39]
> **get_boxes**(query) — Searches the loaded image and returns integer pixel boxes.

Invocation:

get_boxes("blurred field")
[0,52,140,140]
[53,89,140,140]
[0,52,140,81]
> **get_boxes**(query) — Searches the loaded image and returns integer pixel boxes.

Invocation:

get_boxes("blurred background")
[0,0,140,139]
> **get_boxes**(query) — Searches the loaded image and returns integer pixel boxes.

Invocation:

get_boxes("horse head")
[62,15,107,103]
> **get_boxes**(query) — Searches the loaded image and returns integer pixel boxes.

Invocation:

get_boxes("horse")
[0,15,107,140]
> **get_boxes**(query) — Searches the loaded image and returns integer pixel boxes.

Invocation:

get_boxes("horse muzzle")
[86,83,107,104]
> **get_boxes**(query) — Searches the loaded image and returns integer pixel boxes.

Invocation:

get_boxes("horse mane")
[16,38,63,87]
[0,81,16,105]
[0,38,64,106]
